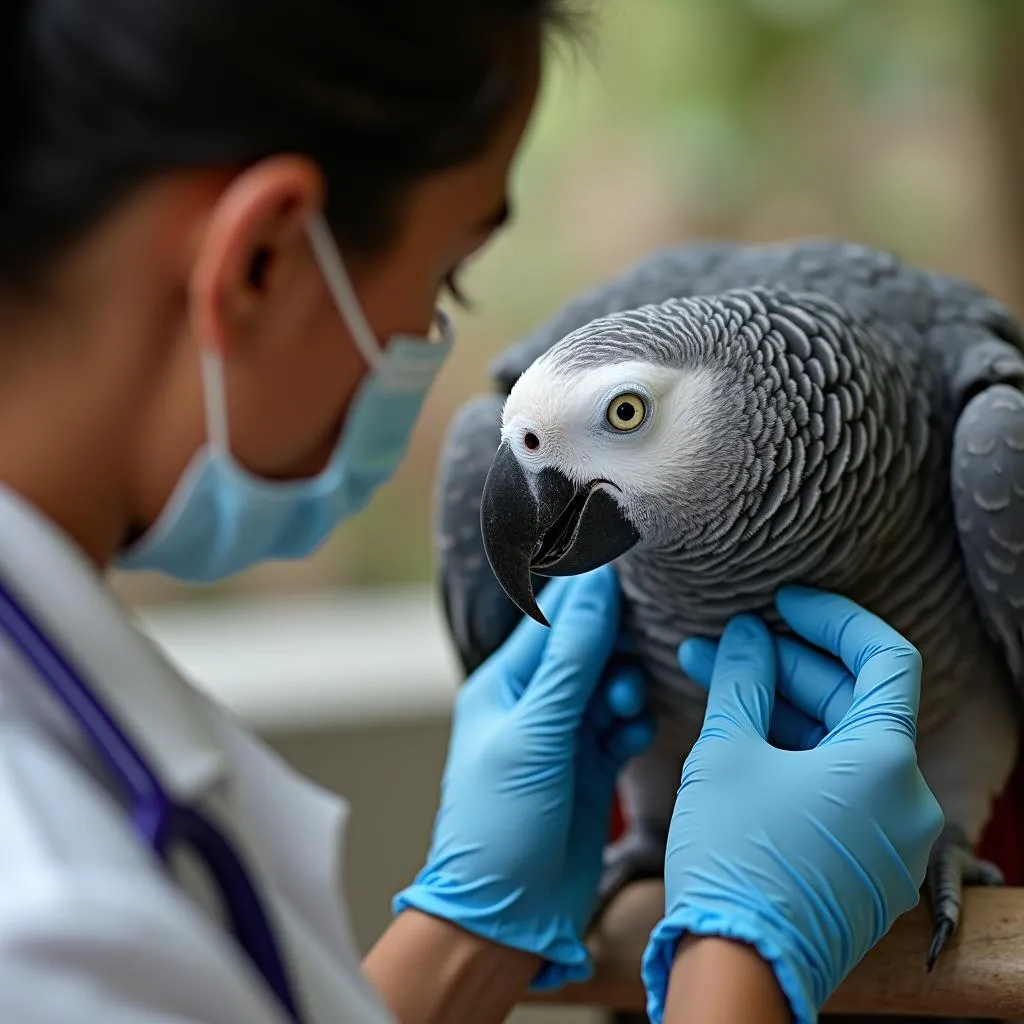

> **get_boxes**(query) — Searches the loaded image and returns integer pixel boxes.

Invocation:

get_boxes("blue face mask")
[116,214,454,582]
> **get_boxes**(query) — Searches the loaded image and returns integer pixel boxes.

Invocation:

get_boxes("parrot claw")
[926,919,953,973]
[925,825,1004,971]
[590,822,667,928]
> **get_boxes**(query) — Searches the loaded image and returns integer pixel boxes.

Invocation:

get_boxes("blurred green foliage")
[113,0,1024,608]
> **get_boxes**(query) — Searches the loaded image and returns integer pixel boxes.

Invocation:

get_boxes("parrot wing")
[951,338,1024,687]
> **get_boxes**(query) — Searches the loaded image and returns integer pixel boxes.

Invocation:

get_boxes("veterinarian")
[0,3,942,1023]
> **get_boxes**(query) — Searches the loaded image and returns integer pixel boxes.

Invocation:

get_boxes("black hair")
[0,0,585,292]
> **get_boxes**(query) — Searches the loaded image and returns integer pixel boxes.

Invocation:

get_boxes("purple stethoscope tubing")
[0,576,305,1023]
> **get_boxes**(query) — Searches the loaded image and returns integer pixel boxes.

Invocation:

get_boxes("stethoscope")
[0,577,306,1024]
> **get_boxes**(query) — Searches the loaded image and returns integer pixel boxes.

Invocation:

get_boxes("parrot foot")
[591,821,667,927]
[925,824,1003,971]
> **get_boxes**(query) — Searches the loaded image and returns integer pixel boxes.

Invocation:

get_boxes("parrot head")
[481,300,750,625]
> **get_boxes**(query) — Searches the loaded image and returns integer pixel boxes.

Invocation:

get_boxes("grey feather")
[952,373,1024,681]
[489,241,739,392]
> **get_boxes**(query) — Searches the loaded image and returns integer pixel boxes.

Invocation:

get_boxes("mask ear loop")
[200,348,231,457]
[197,213,383,460]
[305,213,385,372]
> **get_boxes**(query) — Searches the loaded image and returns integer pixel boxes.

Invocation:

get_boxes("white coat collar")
[0,486,398,1023]
[0,483,225,801]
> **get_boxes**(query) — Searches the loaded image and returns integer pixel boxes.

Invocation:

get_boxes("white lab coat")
[0,485,397,1023]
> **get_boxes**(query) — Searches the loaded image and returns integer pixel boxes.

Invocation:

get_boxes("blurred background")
[120,1,1024,1020]
[114,0,1024,609]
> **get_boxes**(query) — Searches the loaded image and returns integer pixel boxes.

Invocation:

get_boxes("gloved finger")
[775,635,854,731]
[768,697,827,750]
[584,663,648,742]
[683,634,821,747]
[678,636,715,685]
[606,665,647,719]
[776,586,921,723]
[699,614,776,740]
[681,632,853,735]
[602,712,656,768]
[480,575,576,697]
[519,566,622,725]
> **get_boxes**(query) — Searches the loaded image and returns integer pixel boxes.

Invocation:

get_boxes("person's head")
[0,0,583,564]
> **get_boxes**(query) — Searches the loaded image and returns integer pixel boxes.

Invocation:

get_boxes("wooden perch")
[523,881,1024,1018]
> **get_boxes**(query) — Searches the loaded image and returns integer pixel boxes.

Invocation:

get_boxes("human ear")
[188,154,325,358]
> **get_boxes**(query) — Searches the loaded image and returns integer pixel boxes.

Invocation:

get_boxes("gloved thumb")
[518,566,621,727]
[688,614,776,740]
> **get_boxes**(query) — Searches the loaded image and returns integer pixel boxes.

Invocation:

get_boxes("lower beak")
[479,442,640,625]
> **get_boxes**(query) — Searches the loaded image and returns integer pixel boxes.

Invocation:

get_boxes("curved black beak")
[479,442,640,625]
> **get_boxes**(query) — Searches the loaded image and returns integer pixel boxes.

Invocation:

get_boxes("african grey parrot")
[432,238,1024,983]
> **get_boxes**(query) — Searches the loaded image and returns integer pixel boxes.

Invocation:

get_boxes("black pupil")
[616,401,636,421]
[524,431,540,450]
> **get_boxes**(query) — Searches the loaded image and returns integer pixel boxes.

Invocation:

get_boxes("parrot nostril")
[524,431,540,451]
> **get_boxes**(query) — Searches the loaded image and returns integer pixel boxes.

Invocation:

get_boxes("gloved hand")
[641,587,944,1024]
[394,566,654,988]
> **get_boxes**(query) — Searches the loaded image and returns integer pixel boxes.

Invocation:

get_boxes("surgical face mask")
[116,214,454,582]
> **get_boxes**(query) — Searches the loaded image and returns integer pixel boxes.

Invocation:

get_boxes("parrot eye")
[606,392,647,431]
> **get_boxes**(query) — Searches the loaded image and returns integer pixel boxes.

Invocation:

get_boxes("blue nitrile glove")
[394,566,655,988]
[686,613,859,753]
[641,587,944,1024]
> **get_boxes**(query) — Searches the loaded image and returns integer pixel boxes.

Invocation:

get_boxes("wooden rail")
[523,881,1024,1018]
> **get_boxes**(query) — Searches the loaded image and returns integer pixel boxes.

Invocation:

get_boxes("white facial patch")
[500,355,724,505]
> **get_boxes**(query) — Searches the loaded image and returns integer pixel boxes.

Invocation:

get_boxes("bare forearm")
[363,910,540,1024]
[663,935,792,1024]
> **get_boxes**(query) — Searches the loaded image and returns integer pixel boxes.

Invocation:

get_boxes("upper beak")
[479,442,640,625]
